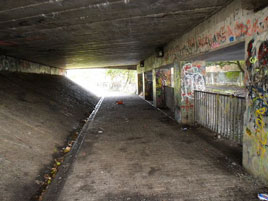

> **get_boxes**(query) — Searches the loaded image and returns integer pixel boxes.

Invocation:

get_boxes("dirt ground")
[0,72,99,201]
[54,96,267,201]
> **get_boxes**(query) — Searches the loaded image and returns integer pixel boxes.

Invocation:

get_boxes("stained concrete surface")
[57,96,267,201]
[0,0,231,69]
[0,72,99,201]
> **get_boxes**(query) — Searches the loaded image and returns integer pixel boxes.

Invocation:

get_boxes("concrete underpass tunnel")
[1,0,268,200]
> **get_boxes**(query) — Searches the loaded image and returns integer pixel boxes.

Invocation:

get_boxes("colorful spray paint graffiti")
[164,15,268,63]
[180,62,206,124]
[244,34,268,182]
[0,55,65,75]
[137,6,268,75]
[181,63,206,100]
[155,68,171,108]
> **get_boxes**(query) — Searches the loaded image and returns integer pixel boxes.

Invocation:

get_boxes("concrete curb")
[42,97,104,201]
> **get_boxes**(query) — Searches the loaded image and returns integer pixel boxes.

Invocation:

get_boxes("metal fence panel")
[194,90,245,144]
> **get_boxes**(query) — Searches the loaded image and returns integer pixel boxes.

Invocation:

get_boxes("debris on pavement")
[116,100,124,105]
[258,193,268,200]
[32,126,83,200]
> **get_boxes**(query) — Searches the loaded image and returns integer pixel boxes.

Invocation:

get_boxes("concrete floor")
[56,96,266,201]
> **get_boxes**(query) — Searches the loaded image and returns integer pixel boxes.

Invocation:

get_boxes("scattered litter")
[35,180,43,185]
[116,100,124,105]
[258,194,268,200]
[232,162,236,166]
[63,146,71,153]
[217,135,221,139]
[82,119,87,123]
[182,127,188,131]
[98,130,103,134]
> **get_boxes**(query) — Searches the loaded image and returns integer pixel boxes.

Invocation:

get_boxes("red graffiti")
[227,25,233,36]
[164,16,268,60]
[0,41,17,46]
[258,40,268,66]
[181,105,194,109]
[182,92,193,97]
[216,26,227,43]
[181,97,194,112]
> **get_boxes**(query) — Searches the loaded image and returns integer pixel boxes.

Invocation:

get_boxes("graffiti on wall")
[181,63,206,100]
[163,16,268,63]
[144,72,153,100]
[179,63,206,124]
[245,37,268,158]
[155,68,171,107]
[0,55,65,75]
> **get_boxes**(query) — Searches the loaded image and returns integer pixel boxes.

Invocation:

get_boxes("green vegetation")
[207,60,245,74]
[225,71,240,80]
[106,69,136,84]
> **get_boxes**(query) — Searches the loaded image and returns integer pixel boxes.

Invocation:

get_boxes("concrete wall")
[243,31,268,184]
[155,68,172,108]
[180,61,206,125]
[137,1,268,72]
[138,0,268,183]
[0,55,66,75]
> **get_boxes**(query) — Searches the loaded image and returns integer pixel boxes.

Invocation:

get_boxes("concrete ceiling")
[0,0,232,69]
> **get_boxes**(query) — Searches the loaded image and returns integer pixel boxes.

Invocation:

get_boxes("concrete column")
[174,61,182,123]
[142,72,145,99]
[243,32,268,184]
[152,68,157,107]
[180,61,206,125]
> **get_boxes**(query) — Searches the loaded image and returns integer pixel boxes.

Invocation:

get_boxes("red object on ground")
[116,100,124,105]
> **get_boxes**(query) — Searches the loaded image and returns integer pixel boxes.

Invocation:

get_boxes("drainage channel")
[34,97,104,201]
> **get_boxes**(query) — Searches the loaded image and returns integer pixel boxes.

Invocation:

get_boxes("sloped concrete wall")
[0,55,66,75]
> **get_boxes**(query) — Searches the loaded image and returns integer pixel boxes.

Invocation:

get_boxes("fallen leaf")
[64,146,71,153]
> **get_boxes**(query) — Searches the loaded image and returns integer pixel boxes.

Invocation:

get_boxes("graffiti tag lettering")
[181,63,206,100]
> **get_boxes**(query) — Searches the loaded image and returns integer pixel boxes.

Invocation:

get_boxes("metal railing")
[194,90,246,144]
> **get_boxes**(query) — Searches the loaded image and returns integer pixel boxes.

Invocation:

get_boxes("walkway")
[57,96,266,201]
